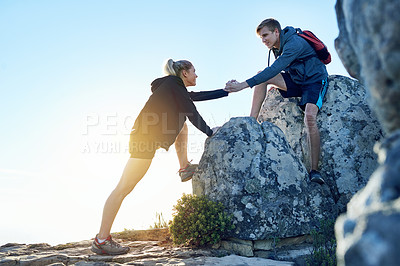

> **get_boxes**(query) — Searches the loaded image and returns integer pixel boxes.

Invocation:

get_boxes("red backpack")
[297,29,331,64]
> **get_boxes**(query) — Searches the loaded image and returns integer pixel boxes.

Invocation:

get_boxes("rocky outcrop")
[335,131,400,265]
[0,229,294,265]
[192,75,383,262]
[193,117,337,242]
[334,0,400,265]
[192,75,381,242]
[258,75,383,211]
[335,0,400,135]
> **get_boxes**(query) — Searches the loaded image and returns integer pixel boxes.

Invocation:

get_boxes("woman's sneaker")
[309,170,325,185]
[178,162,198,182]
[91,235,130,255]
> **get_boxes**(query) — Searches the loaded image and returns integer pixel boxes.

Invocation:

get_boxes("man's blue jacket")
[246,26,328,87]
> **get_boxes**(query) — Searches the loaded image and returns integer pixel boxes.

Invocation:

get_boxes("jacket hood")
[273,26,297,55]
[150,75,184,93]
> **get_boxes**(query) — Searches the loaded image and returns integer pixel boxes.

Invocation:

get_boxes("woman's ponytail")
[164,59,177,76]
[163,59,193,78]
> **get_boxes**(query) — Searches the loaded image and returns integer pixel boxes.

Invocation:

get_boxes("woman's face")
[182,66,198,87]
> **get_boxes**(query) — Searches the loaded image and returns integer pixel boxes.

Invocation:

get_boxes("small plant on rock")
[169,193,234,247]
[306,218,337,266]
[150,212,169,229]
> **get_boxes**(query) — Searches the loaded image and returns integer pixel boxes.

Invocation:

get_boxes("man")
[225,18,328,184]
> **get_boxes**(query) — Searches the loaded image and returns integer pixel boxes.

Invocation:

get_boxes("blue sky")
[0,0,348,245]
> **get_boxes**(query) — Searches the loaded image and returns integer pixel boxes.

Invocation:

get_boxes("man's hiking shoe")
[178,162,198,182]
[91,235,130,255]
[309,170,325,185]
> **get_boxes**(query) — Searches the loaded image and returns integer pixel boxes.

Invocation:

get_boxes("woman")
[91,59,228,255]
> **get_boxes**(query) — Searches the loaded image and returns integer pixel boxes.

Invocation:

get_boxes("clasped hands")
[224,80,248,93]
[224,79,278,93]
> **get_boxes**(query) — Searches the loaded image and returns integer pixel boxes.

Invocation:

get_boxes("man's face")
[259,27,279,49]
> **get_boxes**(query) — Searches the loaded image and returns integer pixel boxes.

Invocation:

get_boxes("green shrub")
[169,193,234,247]
[306,218,337,266]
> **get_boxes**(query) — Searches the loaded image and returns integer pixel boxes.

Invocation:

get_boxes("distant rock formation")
[258,75,383,211]
[334,0,400,265]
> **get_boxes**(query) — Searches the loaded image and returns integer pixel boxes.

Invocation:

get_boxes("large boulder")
[258,75,383,211]
[334,0,400,265]
[192,117,337,240]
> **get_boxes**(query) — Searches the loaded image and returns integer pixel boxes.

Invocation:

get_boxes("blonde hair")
[164,59,193,78]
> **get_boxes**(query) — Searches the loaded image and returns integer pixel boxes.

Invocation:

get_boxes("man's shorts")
[279,72,328,110]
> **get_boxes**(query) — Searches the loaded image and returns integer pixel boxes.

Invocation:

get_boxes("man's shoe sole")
[311,177,325,185]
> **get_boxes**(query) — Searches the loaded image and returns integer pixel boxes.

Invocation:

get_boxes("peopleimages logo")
[82,112,135,136]
[80,112,224,154]
[82,112,200,136]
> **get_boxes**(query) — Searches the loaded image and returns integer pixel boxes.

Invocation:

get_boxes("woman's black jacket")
[131,75,228,150]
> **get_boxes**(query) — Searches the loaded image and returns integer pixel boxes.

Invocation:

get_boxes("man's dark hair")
[256,18,282,35]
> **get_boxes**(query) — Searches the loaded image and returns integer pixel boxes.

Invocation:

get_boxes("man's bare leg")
[250,73,287,119]
[250,83,268,118]
[304,103,320,171]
